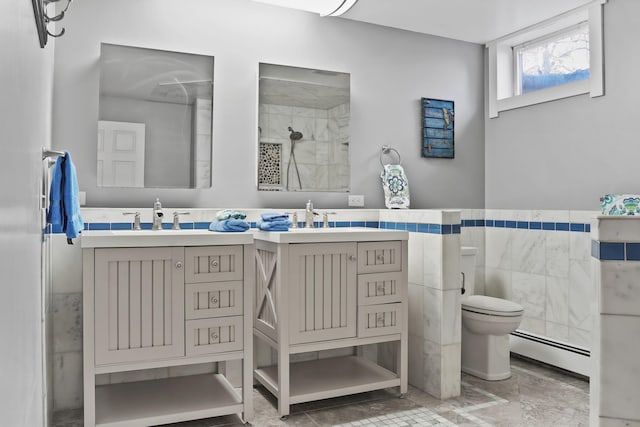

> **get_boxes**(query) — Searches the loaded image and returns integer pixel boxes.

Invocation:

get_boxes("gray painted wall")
[485,0,640,210]
[52,0,485,210]
[0,0,53,424]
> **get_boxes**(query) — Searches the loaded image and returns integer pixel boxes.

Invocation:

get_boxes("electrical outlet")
[348,195,365,207]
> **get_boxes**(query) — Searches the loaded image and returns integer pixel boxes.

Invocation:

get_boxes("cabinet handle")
[210,259,219,268]
[349,255,356,262]
[175,261,183,269]
[376,254,384,261]
[210,296,218,304]
[210,332,218,340]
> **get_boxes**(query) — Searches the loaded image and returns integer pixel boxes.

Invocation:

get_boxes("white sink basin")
[81,228,253,248]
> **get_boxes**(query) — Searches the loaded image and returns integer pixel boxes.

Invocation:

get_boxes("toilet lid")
[462,295,523,316]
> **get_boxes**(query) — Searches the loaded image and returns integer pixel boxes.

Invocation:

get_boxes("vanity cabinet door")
[94,247,185,366]
[288,242,357,344]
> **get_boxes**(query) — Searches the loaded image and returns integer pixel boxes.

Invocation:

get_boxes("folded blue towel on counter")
[257,219,292,231]
[47,151,84,242]
[216,209,247,221]
[209,219,250,232]
[260,212,289,222]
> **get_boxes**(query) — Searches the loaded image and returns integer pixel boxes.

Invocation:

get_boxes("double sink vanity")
[81,225,408,426]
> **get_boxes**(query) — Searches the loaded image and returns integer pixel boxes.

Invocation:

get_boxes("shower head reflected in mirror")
[288,126,303,141]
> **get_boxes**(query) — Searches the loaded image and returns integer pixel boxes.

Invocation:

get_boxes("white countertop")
[80,229,254,248]
[251,227,409,244]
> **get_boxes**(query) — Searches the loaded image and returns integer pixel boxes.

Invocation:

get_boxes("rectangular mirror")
[258,63,350,192]
[98,43,214,188]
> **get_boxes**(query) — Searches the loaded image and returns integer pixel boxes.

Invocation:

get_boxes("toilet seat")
[462,295,523,317]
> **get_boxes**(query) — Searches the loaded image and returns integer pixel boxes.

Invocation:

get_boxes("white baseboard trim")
[509,333,591,378]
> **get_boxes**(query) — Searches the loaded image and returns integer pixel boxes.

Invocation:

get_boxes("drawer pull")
[349,255,356,262]
[210,297,218,304]
[376,314,384,325]
[376,285,385,294]
[210,332,218,340]
[210,259,219,268]
[376,254,384,261]
[175,261,183,269]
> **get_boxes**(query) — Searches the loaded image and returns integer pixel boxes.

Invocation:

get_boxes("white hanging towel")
[380,164,410,209]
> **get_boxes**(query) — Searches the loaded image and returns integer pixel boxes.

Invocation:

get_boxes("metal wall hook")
[32,0,72,47]
[47,27,66,38]
[44,0,72,14]
[45,10,65,22]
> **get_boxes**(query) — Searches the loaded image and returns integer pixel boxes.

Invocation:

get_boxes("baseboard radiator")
[510,330,591,378]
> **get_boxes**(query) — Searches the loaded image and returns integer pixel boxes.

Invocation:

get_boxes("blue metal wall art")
[421,97,454,159]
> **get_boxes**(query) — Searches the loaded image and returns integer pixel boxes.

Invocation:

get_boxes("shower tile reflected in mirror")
[258,63,350,192]
[98,44,214,189]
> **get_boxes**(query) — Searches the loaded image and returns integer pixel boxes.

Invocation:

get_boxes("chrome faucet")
[304,200,317,228]
[152,198,164,230]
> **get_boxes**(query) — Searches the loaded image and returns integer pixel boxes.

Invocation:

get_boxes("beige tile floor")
[53,355,589,427]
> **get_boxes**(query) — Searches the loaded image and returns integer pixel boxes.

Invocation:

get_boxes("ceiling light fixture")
[251,0,358,17]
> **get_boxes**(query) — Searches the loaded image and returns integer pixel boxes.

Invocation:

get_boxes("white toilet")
[460,246,524,380]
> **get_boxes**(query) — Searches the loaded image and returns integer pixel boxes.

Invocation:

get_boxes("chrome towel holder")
[380,145,402,167]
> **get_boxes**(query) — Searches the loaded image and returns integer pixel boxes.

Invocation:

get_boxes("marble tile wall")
[590,216,640,426]
[259,103,349,191]
[380,209,462,399]
[482,210,597,350]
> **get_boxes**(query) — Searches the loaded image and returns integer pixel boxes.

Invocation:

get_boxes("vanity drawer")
[185,281,243,320]
[357,241,401,274]
[185,246,243,283]
[357,272,403,306]
[185,316,243,356]
[357,303,402,338]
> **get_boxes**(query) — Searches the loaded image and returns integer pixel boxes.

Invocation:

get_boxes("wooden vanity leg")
[83,249,96,427]
[276,245,290,417]
[243,244,254,422]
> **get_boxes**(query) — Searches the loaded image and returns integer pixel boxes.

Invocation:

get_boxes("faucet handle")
[322,211,337,228]
[172,211,190,230]
[286,212,299,228]
[123,212,141,230]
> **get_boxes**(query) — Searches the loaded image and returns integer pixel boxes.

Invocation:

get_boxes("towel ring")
[380,145,402,167]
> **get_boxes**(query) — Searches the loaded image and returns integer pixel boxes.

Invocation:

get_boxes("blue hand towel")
[261,212,289,222]
[48,152,84,241]
[257,219,291,231]
[209,219,250,232]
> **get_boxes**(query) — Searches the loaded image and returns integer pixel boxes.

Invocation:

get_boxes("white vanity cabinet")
[252,229,408,417]
[82,231,253,427]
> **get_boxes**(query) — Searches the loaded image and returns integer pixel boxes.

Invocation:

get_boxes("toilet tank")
[461,246,478,296]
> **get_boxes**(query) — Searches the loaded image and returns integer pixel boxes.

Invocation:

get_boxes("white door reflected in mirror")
[97,121,145,188]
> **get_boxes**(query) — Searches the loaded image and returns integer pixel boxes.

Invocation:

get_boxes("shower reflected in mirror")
[257,63,350,192]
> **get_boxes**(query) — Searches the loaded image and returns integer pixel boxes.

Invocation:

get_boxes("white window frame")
[487,0,605,118]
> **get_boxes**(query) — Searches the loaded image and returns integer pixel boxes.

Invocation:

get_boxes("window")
[515,22,590,95]
[487,1,605,118]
